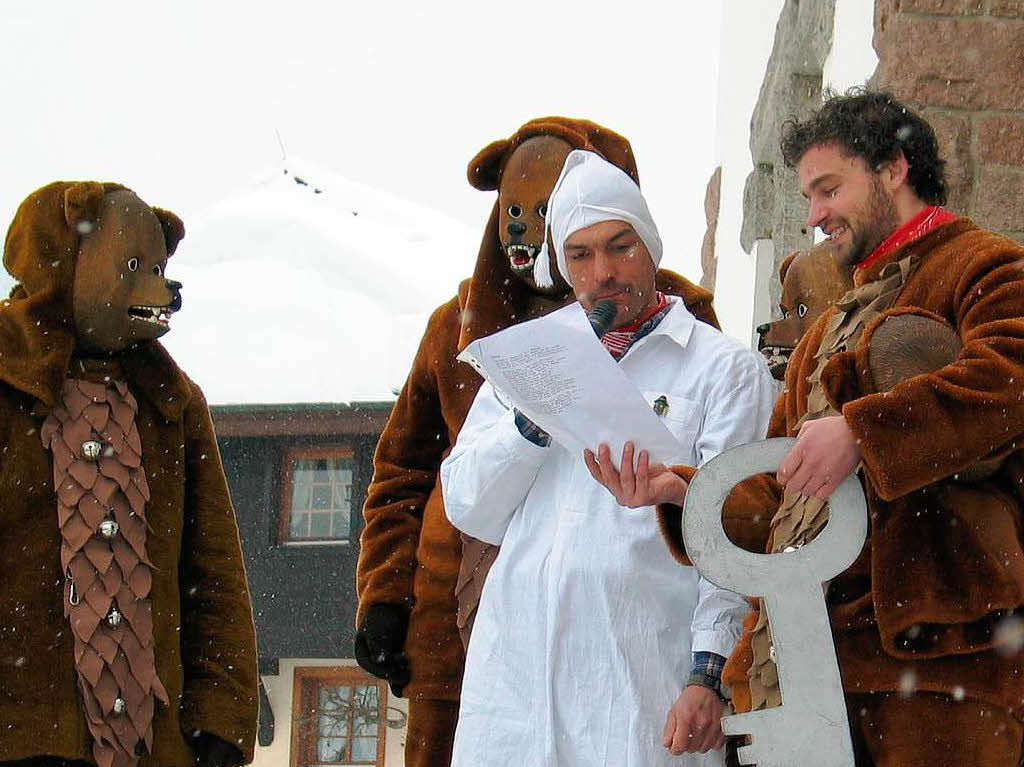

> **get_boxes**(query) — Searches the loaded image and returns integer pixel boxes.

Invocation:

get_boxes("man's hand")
[777,415,861,499]
[663,685,727,755]
[583,442,687,508]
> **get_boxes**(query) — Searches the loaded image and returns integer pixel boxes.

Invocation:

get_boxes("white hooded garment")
[534,149,663,289]
[441,154,776,767]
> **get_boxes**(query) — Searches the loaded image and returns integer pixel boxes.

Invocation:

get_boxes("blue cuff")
[514,409,550,447]
[688,651,727,698]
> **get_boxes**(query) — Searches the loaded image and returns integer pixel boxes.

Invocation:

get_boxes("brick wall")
[871,0,1024,242]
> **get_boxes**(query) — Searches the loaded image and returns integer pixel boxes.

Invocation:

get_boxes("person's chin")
[847,235,882,267]
[832,239,861,268]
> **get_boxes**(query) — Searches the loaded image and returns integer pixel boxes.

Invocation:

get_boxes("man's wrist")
[667,480,688,507]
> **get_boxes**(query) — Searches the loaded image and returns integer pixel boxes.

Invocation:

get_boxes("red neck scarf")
[600,292,668,360]
[856,206,958,273]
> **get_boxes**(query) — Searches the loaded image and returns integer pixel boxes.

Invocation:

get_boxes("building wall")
[728,0,876,344]
[216,424,407,763]
[871,0,1024,243]
[709,0,788,343]
[219,432,377,664]
[713,0,875,344]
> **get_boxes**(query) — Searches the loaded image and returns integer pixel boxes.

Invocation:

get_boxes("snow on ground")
[160,160,481,405]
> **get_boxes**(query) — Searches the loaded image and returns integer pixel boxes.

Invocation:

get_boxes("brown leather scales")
[40,365,168,767]
[747,255,918,710]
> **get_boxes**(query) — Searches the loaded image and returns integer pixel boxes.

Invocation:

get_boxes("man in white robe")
[440,150,775,767]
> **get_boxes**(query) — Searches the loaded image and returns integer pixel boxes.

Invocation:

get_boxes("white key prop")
[682,438,867,767]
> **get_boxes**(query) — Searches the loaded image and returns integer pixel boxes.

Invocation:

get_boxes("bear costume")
[659,216,1024,765]
[756,241,853,380]
[0,182,259,767]
[354,117,720,767]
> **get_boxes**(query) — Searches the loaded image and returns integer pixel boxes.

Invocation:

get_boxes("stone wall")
[871,0,1024,242]
[740,0,837,314]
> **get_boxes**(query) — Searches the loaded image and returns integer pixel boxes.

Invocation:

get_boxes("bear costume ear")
[153,208,185,255]
[778,250,799,284]
[467,139,511,191]
[63,182,106,234]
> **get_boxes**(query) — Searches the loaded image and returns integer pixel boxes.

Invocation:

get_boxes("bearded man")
[631,90,1024,766]
[440,150,775,767]
[354,119,719,767]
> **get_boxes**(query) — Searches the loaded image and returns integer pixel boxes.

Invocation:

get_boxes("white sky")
[0,1,723,285]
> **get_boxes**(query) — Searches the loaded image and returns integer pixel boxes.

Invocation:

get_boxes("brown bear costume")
[0,183,259,767]
[659,217,1024,765]
[354,117,720,767]
[756,241,853,380]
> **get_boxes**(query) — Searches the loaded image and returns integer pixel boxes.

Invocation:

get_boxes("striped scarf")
[600,292,670,360]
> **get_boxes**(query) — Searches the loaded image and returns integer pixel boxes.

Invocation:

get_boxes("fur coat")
[0,182,259,766]
[660,218,1024,729]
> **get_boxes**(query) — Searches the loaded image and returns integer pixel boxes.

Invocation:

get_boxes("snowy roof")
[160,161,481,405]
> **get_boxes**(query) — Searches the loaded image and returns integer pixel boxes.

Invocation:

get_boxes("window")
[281,447,354,543]
[291,667,387,767]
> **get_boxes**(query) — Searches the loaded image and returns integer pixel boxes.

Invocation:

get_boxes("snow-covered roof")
[160,161,481,405]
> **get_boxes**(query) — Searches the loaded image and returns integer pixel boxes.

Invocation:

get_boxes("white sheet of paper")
[458,302,684,467]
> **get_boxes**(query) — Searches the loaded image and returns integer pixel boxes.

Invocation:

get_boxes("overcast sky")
[1,1,723,282]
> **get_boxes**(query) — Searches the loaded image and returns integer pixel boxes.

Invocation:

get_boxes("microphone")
[587,299,618,339]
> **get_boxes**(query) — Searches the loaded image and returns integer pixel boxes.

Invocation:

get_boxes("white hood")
[534,149,663,289]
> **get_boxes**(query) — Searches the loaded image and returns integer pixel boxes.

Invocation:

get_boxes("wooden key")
[683,438,867,767]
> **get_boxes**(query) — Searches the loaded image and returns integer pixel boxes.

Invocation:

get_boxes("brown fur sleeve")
[655,268,720,330]
[688,293,720,331]
[179,383,259,762]
[657,469,782,566]
[656,466,699,565]
[355,299,459,624]
[845,238,1024,501]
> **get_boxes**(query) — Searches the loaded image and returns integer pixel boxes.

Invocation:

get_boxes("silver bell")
[112,697,126,715]
[98,519,120,539]
[107,609,122,628]
[82,440,103,460]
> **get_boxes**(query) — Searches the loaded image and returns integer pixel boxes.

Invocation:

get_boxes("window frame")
[279,445,355,545]
[290,665,388,767]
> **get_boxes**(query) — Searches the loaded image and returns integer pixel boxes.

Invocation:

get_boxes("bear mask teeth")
[504,243,538,270]
[127,305,173,326]
[760,345,792,373]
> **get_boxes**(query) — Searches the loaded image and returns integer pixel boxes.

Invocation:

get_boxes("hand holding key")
[682,438,867,767]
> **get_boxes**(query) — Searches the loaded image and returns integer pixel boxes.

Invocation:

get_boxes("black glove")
[192,731,244,767]
[354,602,411,696]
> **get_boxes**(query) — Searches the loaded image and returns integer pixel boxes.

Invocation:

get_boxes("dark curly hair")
[780,88,947,206]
